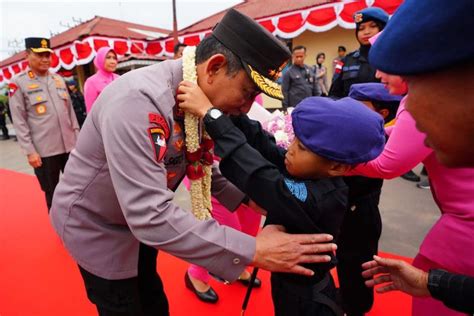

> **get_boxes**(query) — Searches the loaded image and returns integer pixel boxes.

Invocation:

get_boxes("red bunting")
[75,42,92,59]
[146,42,163,55]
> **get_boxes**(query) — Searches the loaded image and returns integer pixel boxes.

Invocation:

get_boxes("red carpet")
[0,168,413,315]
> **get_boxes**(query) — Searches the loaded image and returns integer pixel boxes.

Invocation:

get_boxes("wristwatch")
[205,107,223,121]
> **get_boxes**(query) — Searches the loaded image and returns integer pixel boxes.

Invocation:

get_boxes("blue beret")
[370,0,474,75]
[291,97,385,164]
[354,7,389,25]
[349,83,403,103]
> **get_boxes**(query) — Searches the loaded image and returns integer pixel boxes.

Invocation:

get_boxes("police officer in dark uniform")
[328,7,390,316]
[281,45,320,110]
[66,80,87,128]
[329,8,388,98]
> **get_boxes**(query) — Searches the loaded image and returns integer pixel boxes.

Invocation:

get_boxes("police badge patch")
[148,127,168,162]
[284,178,308,202]
[8,83,18,97]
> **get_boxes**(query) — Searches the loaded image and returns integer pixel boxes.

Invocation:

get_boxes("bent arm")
[102,91,255,281]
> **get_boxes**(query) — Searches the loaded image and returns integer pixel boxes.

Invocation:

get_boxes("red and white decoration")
[0,0,402,84]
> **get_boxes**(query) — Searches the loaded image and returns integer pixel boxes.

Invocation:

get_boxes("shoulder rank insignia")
[284,178,308,202]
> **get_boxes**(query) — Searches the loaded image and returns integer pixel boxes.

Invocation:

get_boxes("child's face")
[376,70,408,95]
[285,137,334,178]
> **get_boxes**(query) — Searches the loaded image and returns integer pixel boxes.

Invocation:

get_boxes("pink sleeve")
[347,107,433,179]
[84,78,99,113]
[385,125,394,136]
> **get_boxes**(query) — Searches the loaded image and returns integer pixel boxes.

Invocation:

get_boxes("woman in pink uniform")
[84,47,119,112]
[347,33,474,316]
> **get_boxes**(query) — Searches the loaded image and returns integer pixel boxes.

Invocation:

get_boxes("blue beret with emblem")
[291,97,385,165]
[369,0,474,75]
[354,7,389,26]
[349,83,403,103]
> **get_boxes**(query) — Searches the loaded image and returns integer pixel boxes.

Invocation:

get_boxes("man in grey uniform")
[281,45,320,110]
[9,37,79,211]
[50,9,336,315]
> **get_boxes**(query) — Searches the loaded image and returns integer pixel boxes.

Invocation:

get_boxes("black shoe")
[417,178,430,190]
[237,275,262,288]
[401,170,420,182]
[184,272,218,303]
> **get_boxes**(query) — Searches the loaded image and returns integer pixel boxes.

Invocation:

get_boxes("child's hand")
[177,81,213,118]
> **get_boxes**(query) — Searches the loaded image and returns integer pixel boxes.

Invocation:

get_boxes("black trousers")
[271,273,343,316]
[33,153,69,211]
[79,243,169,316]
[336,190,382,315]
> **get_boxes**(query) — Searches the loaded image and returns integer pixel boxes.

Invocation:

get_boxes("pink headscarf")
[84,47,119,112]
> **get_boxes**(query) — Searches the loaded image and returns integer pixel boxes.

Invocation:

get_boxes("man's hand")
[362,255,430,297]
[27,153,42,168]
[177,81,213,118]
[252,225,336,276]
[248,199,267,216]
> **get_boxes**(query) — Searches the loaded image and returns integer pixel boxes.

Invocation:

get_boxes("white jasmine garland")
[182,46,212,220]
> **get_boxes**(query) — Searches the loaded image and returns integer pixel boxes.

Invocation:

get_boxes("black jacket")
[69,90,87,128]
[204,114,348,285]
[428,269,474,314]
[329,45,379,98]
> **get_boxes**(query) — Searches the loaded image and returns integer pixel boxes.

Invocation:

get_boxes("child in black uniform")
[180,95,385,316]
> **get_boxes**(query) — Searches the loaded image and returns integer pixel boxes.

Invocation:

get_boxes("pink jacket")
[348,97,474,276]
[84,47,119,113]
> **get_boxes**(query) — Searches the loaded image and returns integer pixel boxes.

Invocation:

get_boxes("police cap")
[212,9,291,100]
[25,37,53,53]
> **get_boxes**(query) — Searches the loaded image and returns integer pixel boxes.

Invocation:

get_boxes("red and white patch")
[335,60,344,74]
[149,113,170,139]
[148,127,168,162]
[8,83,18,97]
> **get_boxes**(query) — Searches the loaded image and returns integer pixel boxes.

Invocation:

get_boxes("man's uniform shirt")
[282,64,319,108]
[50,60,254,281]
[8,68,79,156]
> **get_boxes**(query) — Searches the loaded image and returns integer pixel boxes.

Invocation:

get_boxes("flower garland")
[182,46,213,220]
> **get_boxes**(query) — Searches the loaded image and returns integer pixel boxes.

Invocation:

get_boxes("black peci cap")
[212,9,291,100]
[25,37,53,53]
